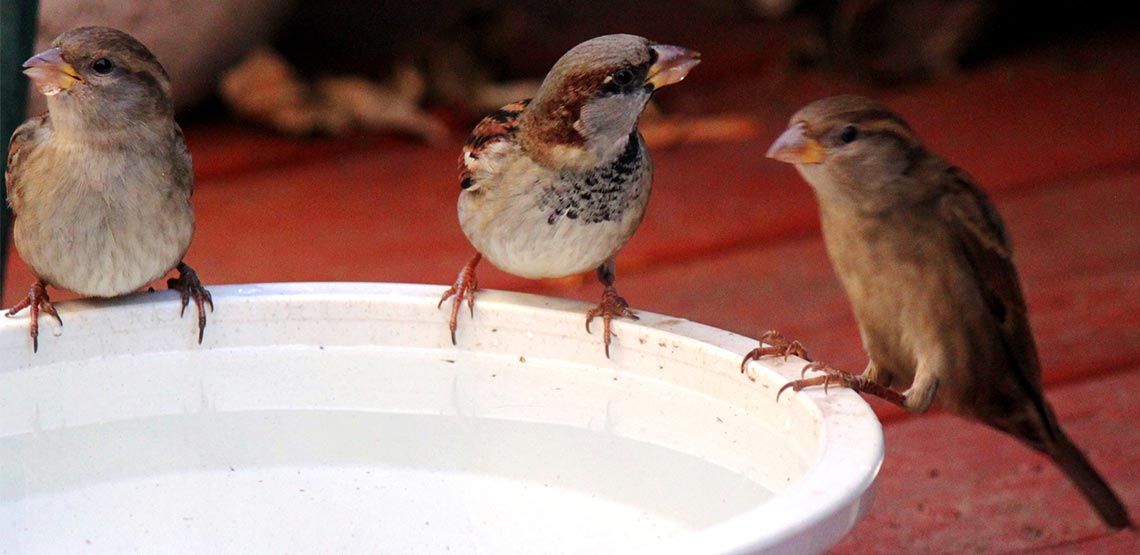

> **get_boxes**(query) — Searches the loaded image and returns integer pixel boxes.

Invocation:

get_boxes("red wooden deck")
[4,27,1138,554]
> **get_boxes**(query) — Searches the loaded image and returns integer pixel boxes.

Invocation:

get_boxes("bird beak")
[767,122,824,164]
[23,47,84,95]
[646,44,701,90]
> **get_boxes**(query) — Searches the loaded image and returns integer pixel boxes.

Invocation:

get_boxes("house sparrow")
[4,26,212,352]
[761,95,1132,529]
[439,34,699,356]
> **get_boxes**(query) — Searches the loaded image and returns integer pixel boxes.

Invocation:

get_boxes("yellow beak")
[23,47,83,95]
[766,122,825,164]
[646,44,701,90]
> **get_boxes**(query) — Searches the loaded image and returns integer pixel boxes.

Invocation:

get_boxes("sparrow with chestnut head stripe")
[4,26,212,351]
[754,95,1131,529]
[439,34,699,356]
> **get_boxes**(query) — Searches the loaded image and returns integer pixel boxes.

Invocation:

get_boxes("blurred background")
[2,1,1139,553]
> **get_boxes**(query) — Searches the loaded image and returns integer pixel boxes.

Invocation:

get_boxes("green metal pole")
[1,0,39,298]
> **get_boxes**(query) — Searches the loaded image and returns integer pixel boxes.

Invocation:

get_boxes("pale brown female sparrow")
[759,95,1131,529]
[440,34,699,356]
[5,26,212,352]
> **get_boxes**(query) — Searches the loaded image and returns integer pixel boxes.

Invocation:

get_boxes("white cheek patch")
[578,92,649,161]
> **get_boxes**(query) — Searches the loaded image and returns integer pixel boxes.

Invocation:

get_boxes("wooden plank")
[182,120,432,181]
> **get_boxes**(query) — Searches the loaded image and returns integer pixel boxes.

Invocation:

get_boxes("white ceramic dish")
[0,283,881,554]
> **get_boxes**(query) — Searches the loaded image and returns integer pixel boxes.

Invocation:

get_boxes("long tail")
[1044,425,1133,530]
[987,394,1133,530]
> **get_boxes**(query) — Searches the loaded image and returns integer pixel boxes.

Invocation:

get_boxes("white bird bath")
[0,283,881,554]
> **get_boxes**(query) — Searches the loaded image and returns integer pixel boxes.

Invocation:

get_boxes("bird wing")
[4,113,51,213]
[172,122,194,197]
[937,167,1046,395]
[458,99,530,190]
[938,169,1134,530]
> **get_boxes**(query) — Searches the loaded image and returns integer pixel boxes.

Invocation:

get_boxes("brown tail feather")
[1045,426,1133,530]
[984,396,1132,530]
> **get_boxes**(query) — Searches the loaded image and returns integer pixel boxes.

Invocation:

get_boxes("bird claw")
[585,285,638,358]
[740,330,809,372]
[776,360,907,406]
[4,281,61,353]
[167,262,213,344]
[439,253,481,345]
[776,361,856,401]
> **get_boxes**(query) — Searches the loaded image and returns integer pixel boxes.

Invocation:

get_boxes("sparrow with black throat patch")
[756,95,1131,529]
[439,34,699,356]
[5,26,212,352]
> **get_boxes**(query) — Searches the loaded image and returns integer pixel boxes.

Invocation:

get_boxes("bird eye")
[91,58,114,74]
[611,69,634,87]
[839,125,858,144]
